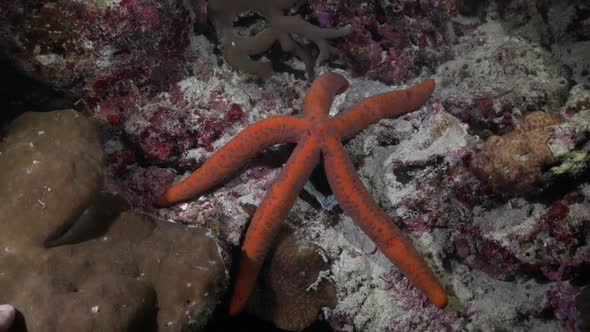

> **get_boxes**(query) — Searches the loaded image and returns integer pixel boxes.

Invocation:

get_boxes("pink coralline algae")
[97,68,272,220]
[0,0,191,98]
[94,91,140,126]
[122,102,236,165]
[196,117,225,152]
[378,269,458,331]
[467,190,589,284]
[102,163,176,213]
[542,282,581,332]
[225,104,245,123]
[309,0,456,83]
[126,106,199,164]
[107,149,136,177]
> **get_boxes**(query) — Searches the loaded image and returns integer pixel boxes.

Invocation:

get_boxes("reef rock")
[0,0,192,98]
[436,20,569,132]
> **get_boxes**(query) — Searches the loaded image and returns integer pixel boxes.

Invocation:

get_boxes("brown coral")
[471,111,563,195]
[0,110,227,331]
[207,0,351,78]
[246,229,337,331]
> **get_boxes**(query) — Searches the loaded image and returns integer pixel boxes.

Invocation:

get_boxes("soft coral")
[207,0,352,78]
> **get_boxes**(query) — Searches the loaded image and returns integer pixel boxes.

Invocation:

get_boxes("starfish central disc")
[309,121,335,138]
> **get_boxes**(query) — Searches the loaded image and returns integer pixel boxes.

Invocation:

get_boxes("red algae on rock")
[0,0,192,98]
[312,0,456,83]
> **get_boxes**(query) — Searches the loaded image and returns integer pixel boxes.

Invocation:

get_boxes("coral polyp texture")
[207,0,352,78]
[471,112,563,195]
[156,72,448,314]
[246,229,337,331]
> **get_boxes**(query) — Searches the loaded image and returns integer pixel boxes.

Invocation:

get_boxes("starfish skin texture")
[156,72,448,315]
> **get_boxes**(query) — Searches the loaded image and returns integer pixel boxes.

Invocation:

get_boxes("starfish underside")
[156,72,448,315]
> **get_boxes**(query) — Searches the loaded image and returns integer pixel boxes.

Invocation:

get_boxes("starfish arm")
[229,135,321,316]
[321,136,448,309]
[333,79,435,139]
[303,72,349,120]
[156,116,309,207]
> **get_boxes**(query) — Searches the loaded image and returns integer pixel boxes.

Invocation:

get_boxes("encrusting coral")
[470,111,563,195]
[207,0,352,78]
[246,229,337,331]
[156,72,448,316]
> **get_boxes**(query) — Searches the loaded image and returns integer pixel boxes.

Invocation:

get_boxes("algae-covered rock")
[548,85,590,179]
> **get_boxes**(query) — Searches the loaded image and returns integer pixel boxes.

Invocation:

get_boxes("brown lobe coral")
[0,110,228,331]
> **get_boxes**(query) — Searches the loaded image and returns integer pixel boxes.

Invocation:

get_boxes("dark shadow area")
[205,310,334,332]
[43,192,131,248]
[529,167,590,206]
[0,59,77,137]
[11,309,27,332]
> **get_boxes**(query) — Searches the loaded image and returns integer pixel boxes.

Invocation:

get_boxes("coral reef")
[435,20,569,132]
[1,0,590,331]
[548,85,590,183]
[208,0,352,78]
[0,110,228,331]
[469,84,589,197]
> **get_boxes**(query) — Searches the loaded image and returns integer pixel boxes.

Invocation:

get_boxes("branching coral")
[207,0,352,78]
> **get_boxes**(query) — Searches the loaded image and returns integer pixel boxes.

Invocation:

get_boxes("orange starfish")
[156,72,448,315]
